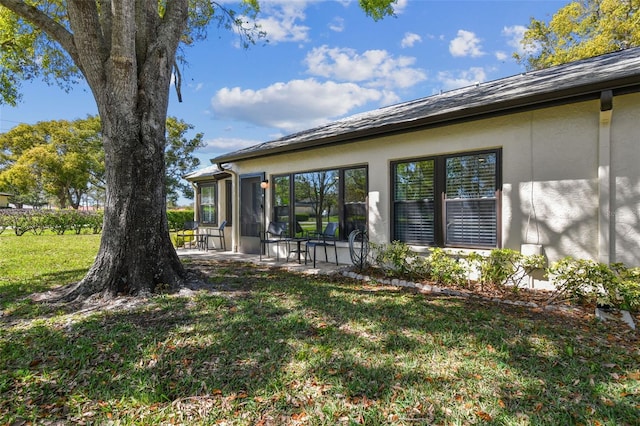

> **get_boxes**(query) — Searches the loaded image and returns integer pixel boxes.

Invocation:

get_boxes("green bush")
[470,249,546,293]
[371,240,417,277]
[86,210,104,234]
[548,257,640,311]
[369,242,467,286]
[295,213,310,222]
[427,248,467,286]
[48,210,77,235]
[0,209,47,235]
[0,209,104,235]
[167,209,194,232]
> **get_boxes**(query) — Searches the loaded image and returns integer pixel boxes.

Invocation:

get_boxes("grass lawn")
[1,233,639,425]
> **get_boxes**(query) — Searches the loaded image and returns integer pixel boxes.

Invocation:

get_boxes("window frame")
[391,148,501,249]
[198,182,218,226]
[271,165,368,240]
[224,180,233,226]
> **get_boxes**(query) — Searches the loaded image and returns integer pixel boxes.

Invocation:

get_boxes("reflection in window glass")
[274,167,367,240]
[344,167,367,236]
[200,184,217,224]
[295,170,338,234]
[446,153,496,199]
[273,175,290,224]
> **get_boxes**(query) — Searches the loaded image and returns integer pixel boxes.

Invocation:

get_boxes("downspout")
[598,90,613,264]
[190,182,199,222]
[218,162,239,252]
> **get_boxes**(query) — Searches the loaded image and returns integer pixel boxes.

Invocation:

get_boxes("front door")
[239,174,263,254]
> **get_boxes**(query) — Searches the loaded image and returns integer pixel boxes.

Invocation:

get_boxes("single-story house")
[186,47,640,280]
[0,192,11,208]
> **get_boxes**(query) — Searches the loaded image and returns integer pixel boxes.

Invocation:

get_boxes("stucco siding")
[228,97,639,267]
[506,102,600,264]
[611,93,640,266]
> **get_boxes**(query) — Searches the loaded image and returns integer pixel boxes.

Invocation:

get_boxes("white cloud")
[304,45,427,89]
[401,32,422,48]
[393,0,409,14]
[495,51,508,61]
[200,137,262,154]
[449,29,484,58]
[211,79,385,132]
[437,67,487,91]
[328,16,345,32]
[503,25,537,56]
[253,1,311,44]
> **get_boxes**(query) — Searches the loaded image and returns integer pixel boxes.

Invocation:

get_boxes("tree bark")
[2,0,192,300]
[62,1,189,300]
[68,115,186,299]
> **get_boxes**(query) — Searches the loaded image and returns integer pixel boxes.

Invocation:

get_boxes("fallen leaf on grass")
[291,412,307,421]
[475,410,492,421]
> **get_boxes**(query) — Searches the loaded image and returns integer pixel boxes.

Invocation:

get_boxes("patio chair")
[176,221,198,249]
[260,221,288,261]
[199,220,227,251]
[209,220,227,251]
[305,222,339,268]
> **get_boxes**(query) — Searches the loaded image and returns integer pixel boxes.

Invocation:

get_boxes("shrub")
[86,210,104,234]
[371,240,418,277]
[167,209,194,232]
[0,209,104,236]
[471,249,546,293]
[0,209,45,235]
[427,248,467,286]
[608,263,640,311]
[369,242,467,286]
[548,257,640,311]
[48,210,76,235]
[361,240,639,312]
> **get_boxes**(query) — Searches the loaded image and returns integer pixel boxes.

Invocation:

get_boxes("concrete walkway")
[176,248,348,276]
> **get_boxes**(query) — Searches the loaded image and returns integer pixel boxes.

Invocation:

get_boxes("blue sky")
[0,0,568,167]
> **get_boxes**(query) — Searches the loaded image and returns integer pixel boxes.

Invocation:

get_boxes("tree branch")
[0,0,78,63]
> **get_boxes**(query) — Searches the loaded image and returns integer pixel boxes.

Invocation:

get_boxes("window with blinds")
[444,153,497,247]
[393,160,435,245]
[392,150,500,248]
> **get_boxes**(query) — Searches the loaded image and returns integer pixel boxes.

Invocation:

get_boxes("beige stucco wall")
[228,92,640,267]
[610,94,640,266]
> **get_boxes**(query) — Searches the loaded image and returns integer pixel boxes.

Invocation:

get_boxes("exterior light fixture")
[260,179,269,189]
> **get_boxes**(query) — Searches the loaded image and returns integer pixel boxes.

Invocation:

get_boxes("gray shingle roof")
[211,47,640,165]
[184,164,228,182]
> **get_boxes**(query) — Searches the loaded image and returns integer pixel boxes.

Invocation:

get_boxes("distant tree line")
[0,116,203,209]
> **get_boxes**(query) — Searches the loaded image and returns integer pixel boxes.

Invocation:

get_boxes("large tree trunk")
[50,0,190,301]
[68,114,186,299]
[0,0,194,300]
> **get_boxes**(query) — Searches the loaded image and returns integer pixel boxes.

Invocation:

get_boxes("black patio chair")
[199,220,227,251]
[305,222,339,267]
[260,221,288,261]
